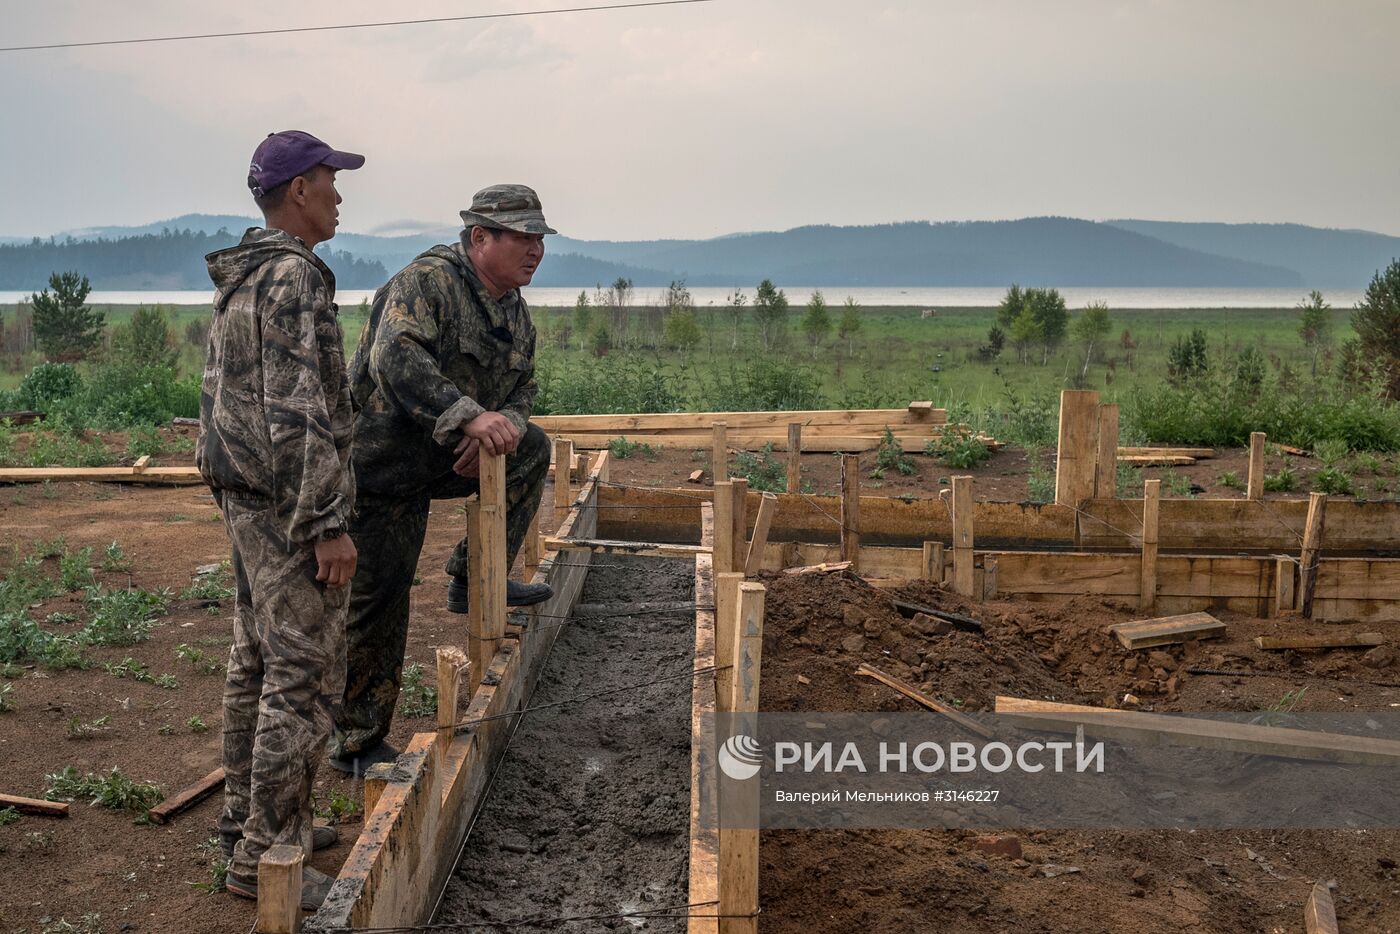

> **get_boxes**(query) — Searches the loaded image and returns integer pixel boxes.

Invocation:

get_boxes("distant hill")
[1106,220,1400,288]
[8,213,1398,291]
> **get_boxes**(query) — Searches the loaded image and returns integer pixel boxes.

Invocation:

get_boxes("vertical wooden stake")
[744,492,778,576]
[1093,403,1120,499]
[951,476,974,597]
[363,761,394,817]
[921,541,945,583]
[981,557,998,601]
[256,844,303,934]
[713,480,735,576]
[474,451,508,697]
[464,499,485,699]
[1274,556,1296,618]
[1140,479,1160,613]
[786,423,802,493]
[522,510,542,578]
[713,571,744,714]
[436,646,468,765]
[1247,431,1267,501]
[719,582,765,934]
[839,454,861,570]
[712,422,728,483]
[1055,389,1100,507]
[1304,880,1338,934]
[573,452,588,483]
[730,478,749,576]
[553,438,574,516]
[1298,491,1327,618]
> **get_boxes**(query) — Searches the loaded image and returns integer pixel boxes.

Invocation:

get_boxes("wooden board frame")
[687,506,720,934]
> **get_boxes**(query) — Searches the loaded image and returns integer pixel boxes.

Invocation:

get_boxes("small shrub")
[0,682,13,713]
[1355,453,1386,476]
[1163,471,1195,497]
[1264,466,1298,492]
[1313,438,1349,467]
[189,836,228,894]
[179,563,234,602]
[101,541,131,573]
[1115,462,1144,498]
[1312,467,1354,495]
[40,913,103,934]
[66,715,111,740]
[925,425,990,470]
[59,547,94,592]
[1218,470,1244,490]
[733,444,787,493]
[317,790,361,824]
[0,805,18,825]
[176,643,222,674]
[187,715,209,734]
[44,766,163,814]
[80,587,170,647]
[874,428,917,477]
[124,425,170,460]
[608,436,640,459]
[399,663,437,718]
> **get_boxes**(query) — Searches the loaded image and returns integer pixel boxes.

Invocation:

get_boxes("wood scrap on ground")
[890,599,984,634]
[1304,881,1339,934]
[782,561,853,575]
[148,767,225,825]
[1254,632,1384,651]
[856,663,994,739]
[0,793,69,817]
[1109,612,1225,650]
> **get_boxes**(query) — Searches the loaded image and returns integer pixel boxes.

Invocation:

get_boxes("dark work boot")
[447,577,553,612]
[227,864,335,910]
[447,576,470,614]
[326,740,402,777]
[222,823,339,860]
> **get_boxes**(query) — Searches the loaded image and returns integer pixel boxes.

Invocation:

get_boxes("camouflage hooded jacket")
[348,237,538,496]
[198,228,355,544]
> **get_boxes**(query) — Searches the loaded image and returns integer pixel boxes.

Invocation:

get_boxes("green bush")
[80,587,170,647]
[926,425,990,469]
[1312,466,1354,495]
[1264,465,1298,492]
[733,444,787,493]
[17,362,83,410]
[873,428,917,478]
[535,355,684,415]
[700,359,826,412]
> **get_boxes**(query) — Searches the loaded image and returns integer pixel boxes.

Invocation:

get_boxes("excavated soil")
[436,555,695,929]
[755,572,1400,933]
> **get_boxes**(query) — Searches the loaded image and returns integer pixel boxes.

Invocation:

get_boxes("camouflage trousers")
[217,495,348,881]
[330,423,549,758]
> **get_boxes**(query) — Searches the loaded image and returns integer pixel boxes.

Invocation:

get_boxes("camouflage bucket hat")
[459,184,557,235]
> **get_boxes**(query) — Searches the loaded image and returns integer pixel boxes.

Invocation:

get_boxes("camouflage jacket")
[198,228,355,544]
[348,236,538,495]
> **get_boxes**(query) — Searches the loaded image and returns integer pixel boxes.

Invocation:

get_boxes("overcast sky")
[2,0,1397,240]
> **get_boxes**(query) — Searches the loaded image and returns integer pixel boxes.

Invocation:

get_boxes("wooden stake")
[362,762,394,817]
[712,422,728,483]
[713,480,735,575]
[786,423,802,493]
[1247,431,1267,501]
[1055,389,1100,507]
[730,478,748,576]
[1093,403,1120,499]
[713,572,744,714]
[1140,478,1160,613]
[1298,492,1327,618]
[981,556,998,601]
[436,646,469,757]
[522,510,542,578]
[840,454,861,570]
[256,844,303,934]
[552,437,574,517]
[719,582,765,934]
[951,475,974,597]
[0,794,69,818]
[464,499,485,699]
[474,451,508,698]
[744,492,778,576]
[1274,556,1295,617]
[920,541,944,583]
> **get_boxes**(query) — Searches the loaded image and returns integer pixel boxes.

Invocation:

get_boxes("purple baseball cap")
[247,130,365,198]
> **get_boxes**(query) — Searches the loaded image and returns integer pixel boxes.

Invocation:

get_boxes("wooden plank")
[464,499,485,699]
[257,844,304,934]
[1254,632,1383,651]
[921,541,944,583]
[1117,447,1216,458]
[147,767,224,825]
[1299,492,1327,618]
[0,465,204,485]
[522,509,542,578]
[1055,389,1099,507]
[552,438,574,516]
[688,544,719,934]
[534,407,947,432]
[744,493,778,576]
[982,556,998,601]
[1115,455,1197,467]
[786,423,802,494]
[132,454,151,474]
[908,400,934,415]
[1247,431,1267,501]
[730,479,748,578]
[0,793,69,817]
[856,663,994,739]
[719,583,765,934]
[1108,612,1225,650]
[996,696,1400,766]
[1140,479,1160,613]
[951,476,975,597]
[1094,403,1120,499]
[1304,881,1339,934]
[712,422,728,482]
[688,469,704,484]
[712,480,735,573]
[1072,498,1400,553]
[840,454,860,569]
[362,762,394,818]
[1274,557,1295,618]
[540,536,709,558]
[714,572,744,715]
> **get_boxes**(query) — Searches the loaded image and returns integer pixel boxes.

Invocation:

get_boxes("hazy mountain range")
[2,215,1397,291]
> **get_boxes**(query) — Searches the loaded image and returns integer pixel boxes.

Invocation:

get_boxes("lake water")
[0,286,1365,309]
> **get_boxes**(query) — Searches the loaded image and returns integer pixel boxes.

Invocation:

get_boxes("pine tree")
[31,270,104,362]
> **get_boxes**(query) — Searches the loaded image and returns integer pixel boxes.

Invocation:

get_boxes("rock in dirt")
[972,835,1022,860]
[1039,864,1082,878]
[912,612,953,636]
[1363,645,1396,669]
[841,634,866,654]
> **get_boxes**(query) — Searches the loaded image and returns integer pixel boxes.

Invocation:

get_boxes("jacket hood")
[206,227,332,308]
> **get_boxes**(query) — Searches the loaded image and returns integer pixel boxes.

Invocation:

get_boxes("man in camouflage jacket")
[329,184,556,771]
[197,130,363,910]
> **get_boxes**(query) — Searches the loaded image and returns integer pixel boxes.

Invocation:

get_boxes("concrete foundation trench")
[434,554,696,928]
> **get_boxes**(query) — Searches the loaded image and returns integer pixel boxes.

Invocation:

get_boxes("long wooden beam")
[688,507,720,934]
[533,406,946,432]
[0,465,204,485]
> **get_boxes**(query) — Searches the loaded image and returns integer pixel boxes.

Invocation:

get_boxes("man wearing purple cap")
[198,130,364,910]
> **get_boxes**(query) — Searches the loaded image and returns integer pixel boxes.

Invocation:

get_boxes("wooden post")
[981,556,998,601]
[951,476,974,597]
[840,454,861,570]
[719,582,765,934]
[1140,479,1160,613]
[921,541,944,583]
[744,492,778,576]
[1247,431,1267,501]
[472,451,508,698]
[522,510,542,578]
[436,646,468,765]
[1055,389,1100,507]
[786,423,802,493]
[1274,556,1295,617]
[712,422,728,483]
[1298,492,1327,618]
[730,478,749,577]
[362,761,394,817]
[713,480,735,575]
[713,571,744,714]
[553,438,574,516]
[256,844,303,934]
[464,499,485,698]
[1093,403,1120,499]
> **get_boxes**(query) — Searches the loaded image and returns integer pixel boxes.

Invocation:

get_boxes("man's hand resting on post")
[463,411,521,457]
[315,534,358,588]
